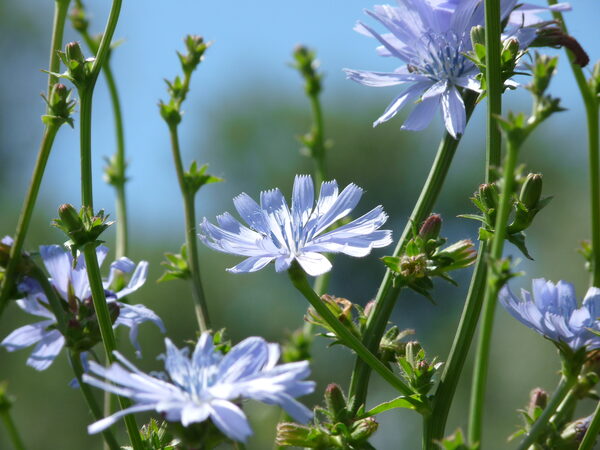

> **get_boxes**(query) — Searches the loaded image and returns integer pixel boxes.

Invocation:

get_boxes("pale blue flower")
[83,334,315,443]
[0,245,165,370]
[499,278,600,351]
[344,0,570,138]
[199,175,392,276]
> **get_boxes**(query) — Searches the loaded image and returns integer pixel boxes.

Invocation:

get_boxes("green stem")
[484,0,502,183]
[309,95,327,186]
[288,263,422,409]
[79,31,129,258]
[0,0,72,316]
[104,61,129,259]
[167,123,211,332]
[546,1,600,288]
[47,0,71,100]
[82,245,143,449]
[80,88,94,207]
[0,123,61,315]
[468,138,519,447]
[69,351,120,450]
[345,91,477,415]
[0,408,26,450]
[516,377,576,450]
[425,241,489,447]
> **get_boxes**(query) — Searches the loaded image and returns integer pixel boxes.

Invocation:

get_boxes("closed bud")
[470,25,486,48]
[527,388,548,417]
[350,417,378,442]
[520,173,543,210]
[0,382,13,413]
[65,41,85,64]
[419,214,442,241]
[58,204,83,233]
[502,38,520,59]
[325,384,347,423]
[364,300,376,318]
[275,423,316,448]
[478,183,499,212]
[558,416,592,448]
[293,45,321,96]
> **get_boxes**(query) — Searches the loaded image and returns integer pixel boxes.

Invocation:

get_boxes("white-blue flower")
[199,175,392,277]
[83,333,315,443]
[344,0,570,138]
[0,244,165,370]
[499,278,600,351]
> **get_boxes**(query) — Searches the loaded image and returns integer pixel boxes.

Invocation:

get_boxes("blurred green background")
[0,0,598,448]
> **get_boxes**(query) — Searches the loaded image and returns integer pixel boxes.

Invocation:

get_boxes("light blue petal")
[218,337,268,383]
[373,82,431,126]
[401,96,439,131]
[26,329,64,371]
[40,245,72,298]
[115,261,149,299]
[1,321,53,351]
[209,400,253,443]
[441,86,466,138]
[344,68,427,87]
[291,175,315,226]
[115,302,166,356]
[227,256,275,273]
[233,193,271,234]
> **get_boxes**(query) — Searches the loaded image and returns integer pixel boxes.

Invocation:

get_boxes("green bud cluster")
[379,326,415,363]
[178,35,209,74]
[276,383,379,449]
[53,204,113,253]
[306,295,367,342]
[397,341,442,397]
[55,41,95,88]
[383,214,477,301]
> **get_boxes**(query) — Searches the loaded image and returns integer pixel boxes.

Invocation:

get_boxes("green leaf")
[359,396,419,418]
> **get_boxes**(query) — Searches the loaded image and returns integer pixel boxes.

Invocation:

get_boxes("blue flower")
[83,334,315,443]
[499,278,600,351]
[344,0,569,138]
[0,244,165,370]
[199,175,392,276]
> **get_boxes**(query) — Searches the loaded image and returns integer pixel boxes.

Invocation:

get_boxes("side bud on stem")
[42,83,76,127]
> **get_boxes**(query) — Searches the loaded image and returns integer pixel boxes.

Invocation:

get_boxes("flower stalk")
[288,263,423,410]
[346,91,477,415]
[0,398,26,450]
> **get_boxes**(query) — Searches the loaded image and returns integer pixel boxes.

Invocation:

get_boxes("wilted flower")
[1,245,165,370]
[499,278,600,351]
[199,175,392,276]
[83,334,315,443]
[344,0,569,138]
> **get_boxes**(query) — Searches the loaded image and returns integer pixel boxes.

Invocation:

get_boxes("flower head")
[199,175,392,276]
[1,245,165,370]
[83,334,315,443]
[499,278,600,351]
[344,0,569,138]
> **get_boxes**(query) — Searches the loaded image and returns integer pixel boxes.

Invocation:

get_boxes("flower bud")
[399,254,428,279]
[478,183,499,211]
[470,25,485,48]
[293,45,321,96]
[0,382,13,413]
[364,300,376,318]
[350,417,378,442]
[502,38,520,59]
[325,384,347,423]
[65,41,85,64]
[58,204,84,233]
[559,416,592,448]
[527,388,548,417]
[419,214,442,241]
[275,423,317,447]
[520,173,543,210]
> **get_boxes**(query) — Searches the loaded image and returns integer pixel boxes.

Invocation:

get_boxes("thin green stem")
[69,351,120,450]
[80,88,94,207]
[167,123,211,332]
[468,139,519,447]
[309,95,327,186]
[516,377,575,450]
[0,408,26,450]
[82,245,143,449]
[48,0,71,100]
[424,241,489,447]
[0,0,71,316]
[547,2,600,288]
[79,29,129,258]
[0,123,61,316]
[346,91,477,415]
[288,264,423,409]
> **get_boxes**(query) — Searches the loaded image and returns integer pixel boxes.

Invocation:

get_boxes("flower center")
[410,31,471,82]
